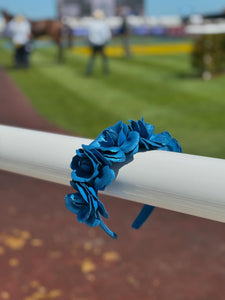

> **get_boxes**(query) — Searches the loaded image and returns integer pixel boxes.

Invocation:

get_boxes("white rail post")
[0,125,225,223]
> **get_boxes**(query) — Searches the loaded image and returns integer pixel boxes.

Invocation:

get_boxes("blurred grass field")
[0,39,225,158]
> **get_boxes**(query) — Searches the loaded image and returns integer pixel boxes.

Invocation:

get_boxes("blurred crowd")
[1,8,132,75]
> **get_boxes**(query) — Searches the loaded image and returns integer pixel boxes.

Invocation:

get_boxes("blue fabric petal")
[150,132,171,146]
[71,157,99,183]
[75,183,89,202]
[138,120,150,138]
[118,128,126,147]
[145,123,155,137]
[168,138,182,152]
[70,180,78,191]
[120,131,140,154]
[77,206,91,223]
[98,147,126,163]
[91,148,111,166]
[65,193,83,214]
[129,119,155,151]
[85,212,101,227]
[98,200,109,219]
[139,138,151,150]
[87,185,98,200]
[111,120,123,133]
[129,119,139,132]
[94,165,115,190]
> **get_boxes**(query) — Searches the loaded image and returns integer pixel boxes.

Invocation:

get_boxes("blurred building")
[58,0,90,18]
[117,0,144,15]
[90,0,116,16]
[57,0,144,18]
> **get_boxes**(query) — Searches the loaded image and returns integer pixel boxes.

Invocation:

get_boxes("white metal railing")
[186,23,225,34]
[0,125,225,223]
[62,15,182,30]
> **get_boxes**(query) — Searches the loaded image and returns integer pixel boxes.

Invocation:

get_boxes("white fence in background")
[0,125,225,223]
[62,15,183,30]
[186,23,225,35]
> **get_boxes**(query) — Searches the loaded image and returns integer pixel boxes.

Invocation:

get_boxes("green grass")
[0,40,225,158]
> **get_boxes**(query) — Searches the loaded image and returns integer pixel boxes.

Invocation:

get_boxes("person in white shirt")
[85,10,111,76]
[8,15,31,68]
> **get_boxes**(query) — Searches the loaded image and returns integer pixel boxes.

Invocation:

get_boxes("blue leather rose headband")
[65,119,182,239]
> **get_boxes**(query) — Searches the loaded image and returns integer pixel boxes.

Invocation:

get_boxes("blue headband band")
[65,119,182,239]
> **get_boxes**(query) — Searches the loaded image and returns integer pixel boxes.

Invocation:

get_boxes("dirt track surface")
[0,68,225,300]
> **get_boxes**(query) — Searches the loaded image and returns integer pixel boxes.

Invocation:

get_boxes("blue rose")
[71,147,115,190]
[65,182,108,227]
[129,119,182,153]
[129,118,155,150]
[89,121,140,160]
[149,131,182,152]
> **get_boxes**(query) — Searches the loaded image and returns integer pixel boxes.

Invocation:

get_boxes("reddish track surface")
[0,68,224,300]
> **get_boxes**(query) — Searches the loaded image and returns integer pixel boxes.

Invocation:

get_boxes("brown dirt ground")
[0,67,224,300]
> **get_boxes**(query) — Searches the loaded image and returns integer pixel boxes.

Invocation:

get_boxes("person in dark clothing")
[119,14,132,57]
[8,15,31,68]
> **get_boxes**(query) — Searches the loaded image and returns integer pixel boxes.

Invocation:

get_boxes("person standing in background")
[85,10,111,76]
[119,13,132,58]
[8,15,31,68]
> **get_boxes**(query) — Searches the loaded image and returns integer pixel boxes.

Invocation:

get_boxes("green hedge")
[192,34,225,78]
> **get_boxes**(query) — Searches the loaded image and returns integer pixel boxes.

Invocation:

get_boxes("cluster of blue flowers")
[65,119,182,239]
